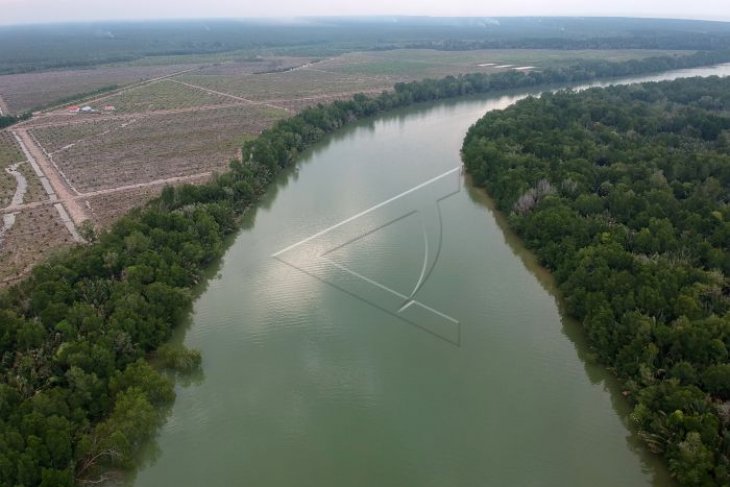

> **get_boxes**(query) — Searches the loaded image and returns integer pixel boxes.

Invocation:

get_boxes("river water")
[132,63,730,487]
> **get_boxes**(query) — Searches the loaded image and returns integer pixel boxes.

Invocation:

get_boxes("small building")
[103,105,116,112]
[67,105,80,114]
[81,106,94,113]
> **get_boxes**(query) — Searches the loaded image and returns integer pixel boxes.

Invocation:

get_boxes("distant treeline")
[2,17,730,74]
[0,51,728,486]
[462,77,730,485]
[402,33,730,52]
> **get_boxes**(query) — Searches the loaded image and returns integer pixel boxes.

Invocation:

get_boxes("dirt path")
[28,130,80,196]
[1,171,213,214]
[11,128,89,228]
[79,171,213,198]
[263,88,388,104]
[48,66,204,112]
[0,199,47,214]
[0,162,29,249]
[5,162,28,208]
[24,102,252,130]
[168,79,291,112]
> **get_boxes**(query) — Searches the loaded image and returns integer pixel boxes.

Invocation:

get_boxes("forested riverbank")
[462,76,730,485]
[1,52,729,485]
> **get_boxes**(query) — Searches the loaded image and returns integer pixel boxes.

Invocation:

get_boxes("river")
[131,63,730,487]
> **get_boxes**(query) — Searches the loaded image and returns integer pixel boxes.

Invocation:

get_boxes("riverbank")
[462,75,730,485]
[1,53,729,486]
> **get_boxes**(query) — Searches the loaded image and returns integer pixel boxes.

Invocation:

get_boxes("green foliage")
[463,76,730,485]
[0,112,31,129]
[0,51,728,486]
[1,18,730,75]
[155,344,202,373]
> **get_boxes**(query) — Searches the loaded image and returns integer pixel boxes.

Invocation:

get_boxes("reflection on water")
[130,64,730,487]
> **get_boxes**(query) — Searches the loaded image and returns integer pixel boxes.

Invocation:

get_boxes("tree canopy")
[0,51,728,485]
[463,75,730,486]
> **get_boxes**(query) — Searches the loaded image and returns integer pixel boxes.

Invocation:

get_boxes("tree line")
[462,76,730,486]
[0,51,728,485]
[3,18,729,75]
[0,112,30,130]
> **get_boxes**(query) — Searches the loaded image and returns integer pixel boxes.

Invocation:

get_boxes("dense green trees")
[1,52,729,485]
[0,112,30,129]
[462,76,730,485]
[2,18,730,75]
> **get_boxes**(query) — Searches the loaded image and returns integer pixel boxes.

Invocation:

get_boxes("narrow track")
[11,128,89,236]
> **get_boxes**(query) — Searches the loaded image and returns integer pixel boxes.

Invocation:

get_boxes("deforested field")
[30,104,288,193]
[175,69,394,102]
[0,205,71,285]
[85,172,213,228]
[0,63,202,113]
[309,48,694,79]
[0,46,703,286]
[98,79,234,113]
[0,131,25,206]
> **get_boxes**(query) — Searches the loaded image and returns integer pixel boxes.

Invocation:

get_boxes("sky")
[0,0,729,25]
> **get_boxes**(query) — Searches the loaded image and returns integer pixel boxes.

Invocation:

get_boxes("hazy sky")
[0,0,729,25]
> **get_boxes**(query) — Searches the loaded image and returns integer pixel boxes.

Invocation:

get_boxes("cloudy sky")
[0,0,728,25]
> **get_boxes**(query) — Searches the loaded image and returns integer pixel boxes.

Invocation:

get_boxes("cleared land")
[0,64,202,113]
[0,131,45,207]
[98,79,233,113]
[84,173,213,227]
[193,56,320,75]
[310,48,694,79]
[0,131,26,207]
[0,204,71,285]
[176,69,393,103]
[30,104,287,193]
[0,48,699,286]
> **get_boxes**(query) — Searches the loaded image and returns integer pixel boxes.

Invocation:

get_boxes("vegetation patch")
[0,65,200,113]
[30,104,287,193]
[314,48,695,79]
[0,51,729,486]
[100,80,232,113]
[462,76,730,485]
[175,69,393,102]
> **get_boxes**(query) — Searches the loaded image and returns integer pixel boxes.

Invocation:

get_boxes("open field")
[172,49,693,108]
[0,131,23,167]
[31,119,125,152]
[0,64,202,113]
[0,131,45,208]
[99,79,233,113]
[0,131,24,207]
[30,104,287,193]
[194,56,319,75]
[176,69,394,102]
[0,205,71,285]
[311,49,695,79]
[85,173,213,228]
[0,47,710,286]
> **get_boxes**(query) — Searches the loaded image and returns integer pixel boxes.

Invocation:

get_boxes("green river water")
[131,64,730,487]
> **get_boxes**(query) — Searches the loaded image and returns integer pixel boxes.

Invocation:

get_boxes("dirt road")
[22,102,255,130]
[169,79,291,112]
[11,127,89,225]
[0,171,213,215]
[78,171,213,198]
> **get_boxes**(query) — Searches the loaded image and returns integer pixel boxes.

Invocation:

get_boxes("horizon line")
[1,14,730,28]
